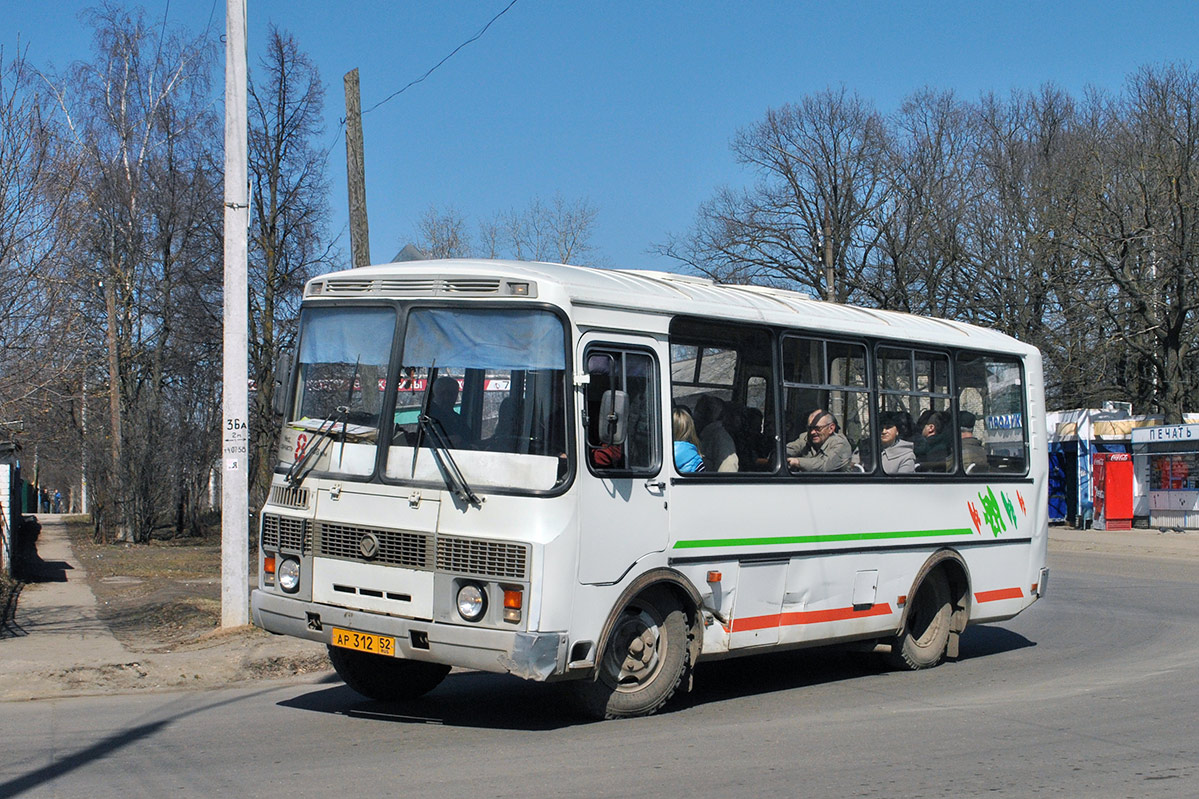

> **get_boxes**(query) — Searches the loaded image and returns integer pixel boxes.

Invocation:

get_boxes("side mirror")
[598,389,629,445]
[272,351,294,416]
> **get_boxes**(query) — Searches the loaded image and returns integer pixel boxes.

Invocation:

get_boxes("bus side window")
[584,348,659,474]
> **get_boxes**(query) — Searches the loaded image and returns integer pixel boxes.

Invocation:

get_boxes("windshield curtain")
[402,308,565,369]
[388,308,570,492]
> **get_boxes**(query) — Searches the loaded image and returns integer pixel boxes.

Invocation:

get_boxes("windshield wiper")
[417,412,482,507]
[285,405,349,487]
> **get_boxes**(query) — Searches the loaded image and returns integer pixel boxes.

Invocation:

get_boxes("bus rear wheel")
[576,588,689,720]
[327,645,451,701]
[889,570,952,670]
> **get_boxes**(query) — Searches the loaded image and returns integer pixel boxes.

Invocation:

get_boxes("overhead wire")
[319,0,519,163]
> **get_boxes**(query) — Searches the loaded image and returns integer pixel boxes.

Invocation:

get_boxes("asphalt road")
[1,548,1196,799]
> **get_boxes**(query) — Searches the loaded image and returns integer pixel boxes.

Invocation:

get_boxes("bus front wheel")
[888,570,952,670]
[576,588,690,720]
[327,645,451,701]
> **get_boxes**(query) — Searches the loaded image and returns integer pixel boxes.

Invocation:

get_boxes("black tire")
[888,570,952,670]
[327,645,450,701]
[575,588,690,720]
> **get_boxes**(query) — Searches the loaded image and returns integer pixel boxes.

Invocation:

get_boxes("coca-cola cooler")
[1093,452,1134,530]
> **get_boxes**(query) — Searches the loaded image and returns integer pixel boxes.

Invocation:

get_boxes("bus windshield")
[286,305,395,477]
[387,308,569,493]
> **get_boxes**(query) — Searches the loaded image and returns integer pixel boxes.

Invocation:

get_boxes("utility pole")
[221,0,250,628]
[344,68,371,268]
[822,210,835,303]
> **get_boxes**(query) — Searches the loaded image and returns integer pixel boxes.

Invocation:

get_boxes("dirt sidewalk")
[0,517,329,701]
[1,518,1196,703]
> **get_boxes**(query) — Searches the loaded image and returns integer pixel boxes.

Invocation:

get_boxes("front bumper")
[252,589,568,681]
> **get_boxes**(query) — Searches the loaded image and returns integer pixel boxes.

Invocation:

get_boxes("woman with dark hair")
[913,409,953,471]
[879,411,917,474]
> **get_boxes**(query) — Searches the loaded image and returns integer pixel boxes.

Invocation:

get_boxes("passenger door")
[577,335,669,584]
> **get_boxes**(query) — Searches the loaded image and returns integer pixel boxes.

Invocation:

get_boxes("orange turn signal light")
[503,589,523,609]
[263,555,276,574]
[706,570,722,583]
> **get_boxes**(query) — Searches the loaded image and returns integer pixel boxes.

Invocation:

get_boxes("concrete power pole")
[344,68,371,268]
[221,0,250,628]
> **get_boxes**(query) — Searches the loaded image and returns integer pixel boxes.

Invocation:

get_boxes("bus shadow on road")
[277,626,1035,729]
[680,625,1037,709]
[278,671,587,731]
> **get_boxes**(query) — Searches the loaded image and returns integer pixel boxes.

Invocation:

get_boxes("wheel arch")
[898,548,972,654]
[591,567,703,681]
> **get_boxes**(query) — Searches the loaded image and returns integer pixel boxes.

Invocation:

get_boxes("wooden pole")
[344,68,371,268]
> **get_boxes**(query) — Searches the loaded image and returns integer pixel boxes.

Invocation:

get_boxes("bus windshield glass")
[387,308,569,492]
[286,305,396,476]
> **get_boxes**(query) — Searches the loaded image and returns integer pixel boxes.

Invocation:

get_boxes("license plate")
[330,627,395,656]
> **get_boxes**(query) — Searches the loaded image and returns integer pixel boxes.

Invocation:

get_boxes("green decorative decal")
[672,527,971,550]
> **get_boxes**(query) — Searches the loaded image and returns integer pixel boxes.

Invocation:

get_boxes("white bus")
[252,259,1049,719]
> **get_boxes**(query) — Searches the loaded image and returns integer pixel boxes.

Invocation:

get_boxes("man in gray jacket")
[786,410,851,472]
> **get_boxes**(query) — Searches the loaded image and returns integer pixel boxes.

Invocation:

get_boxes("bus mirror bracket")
[599,390,628,445]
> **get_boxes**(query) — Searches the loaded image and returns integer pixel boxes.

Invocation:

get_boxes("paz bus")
[251,258,1049,719]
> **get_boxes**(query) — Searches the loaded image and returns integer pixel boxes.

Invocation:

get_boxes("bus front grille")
[437,536,529,580]
[315,522,433,569]
[261,514,311,554]
[300,521,529,580]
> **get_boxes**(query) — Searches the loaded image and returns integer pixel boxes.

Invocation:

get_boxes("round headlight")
[456,584,487,622]
[278,557,301,593]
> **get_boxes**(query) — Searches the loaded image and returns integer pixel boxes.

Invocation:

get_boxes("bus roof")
[305,259,1034,355]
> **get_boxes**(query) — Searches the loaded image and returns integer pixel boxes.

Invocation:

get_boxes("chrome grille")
[261,514,310,553]
[437,536,529,580]
[269,484,309,509]
[315,521,433,568]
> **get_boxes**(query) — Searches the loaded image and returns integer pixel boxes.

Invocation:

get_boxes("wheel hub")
[606,607,664,689]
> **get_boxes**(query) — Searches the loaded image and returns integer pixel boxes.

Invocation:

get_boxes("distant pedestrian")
[53,490,62,513]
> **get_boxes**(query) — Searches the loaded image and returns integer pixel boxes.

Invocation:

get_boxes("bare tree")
[0,45,86,502]
[864,88,978,317]
[413,195,600,264]
[50,6,222,541]
[655,87,891,301]
[247,26,334,512]
[1065,65,1199,422]
[416,205,471,259]
[494,194,599,264]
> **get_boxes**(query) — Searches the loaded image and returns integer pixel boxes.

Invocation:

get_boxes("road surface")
[1,546,1195,798]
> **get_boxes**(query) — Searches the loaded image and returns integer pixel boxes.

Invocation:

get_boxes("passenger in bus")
[486,397,520,452]
[914,410,952,470]
[694,394,739,472]
[786,410,851,472]
[879,411,917,474]
[958,411,988,472]
[738,406,773,470]
[429,376,472,448]
[672,407,706,473]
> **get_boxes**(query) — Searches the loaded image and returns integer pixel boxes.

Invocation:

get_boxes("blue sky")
[7,1,1199,272]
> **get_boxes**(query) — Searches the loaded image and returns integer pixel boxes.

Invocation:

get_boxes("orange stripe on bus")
[975,587,1023,603]
[731,603,894,633]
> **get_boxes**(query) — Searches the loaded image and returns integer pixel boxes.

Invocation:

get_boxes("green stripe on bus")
[672,528,973,549]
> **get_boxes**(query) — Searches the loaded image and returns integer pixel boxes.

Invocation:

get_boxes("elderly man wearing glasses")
[786,408,852,472]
